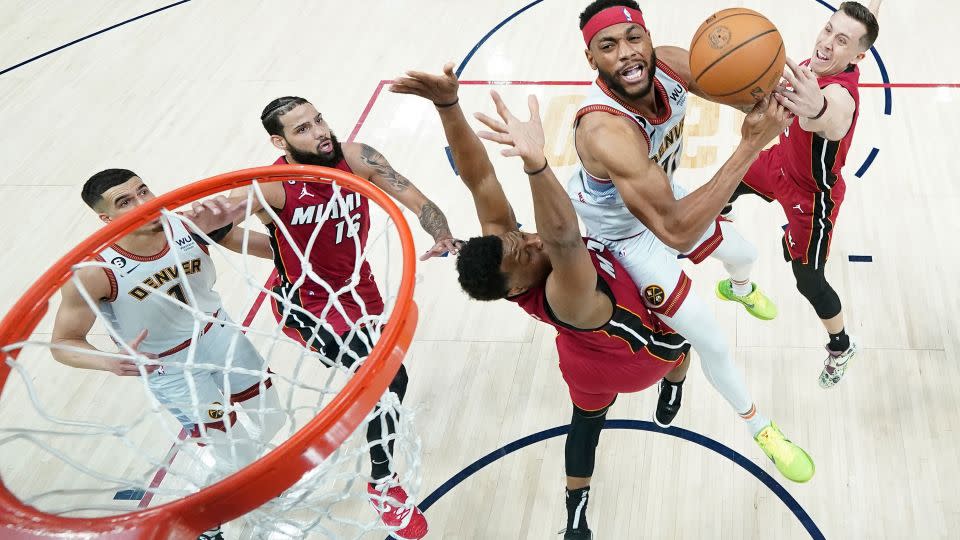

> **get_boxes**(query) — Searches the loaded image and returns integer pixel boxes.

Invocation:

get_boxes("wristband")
[434,98,459,108]
[808,96,829,120]
[524,159,549,176]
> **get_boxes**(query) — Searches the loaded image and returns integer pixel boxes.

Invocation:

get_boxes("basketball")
[689,8,786,107]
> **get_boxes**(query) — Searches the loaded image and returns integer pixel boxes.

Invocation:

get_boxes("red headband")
[582,6,647,47]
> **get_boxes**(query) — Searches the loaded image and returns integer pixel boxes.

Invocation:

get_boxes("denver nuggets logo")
[708,26,731,49]
[208,402,224,420]
[644,284,666,307]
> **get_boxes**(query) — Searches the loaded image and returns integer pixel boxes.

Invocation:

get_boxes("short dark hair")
[838,1,879,51]
[261,96,309,136]
[456,235,510,301]
[579,0,641,30]
[82,168,138,209]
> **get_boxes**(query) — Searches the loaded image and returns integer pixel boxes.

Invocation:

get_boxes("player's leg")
[203,313,287,445]
[784,181,855,387]
[655,351,689,427]
[610,235,814,482]
[705,151,780,318]
[150,367,259,477]
[563,394,614,540]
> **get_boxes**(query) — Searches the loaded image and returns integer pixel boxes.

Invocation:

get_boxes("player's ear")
[98,213,112,224]
[850,51,867,64]
[585,48,598,70]
[270,135,287,152]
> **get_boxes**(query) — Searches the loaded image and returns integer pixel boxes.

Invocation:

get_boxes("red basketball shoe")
[367,476,428,539]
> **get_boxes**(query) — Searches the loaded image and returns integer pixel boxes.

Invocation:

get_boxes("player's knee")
[565,403,610,478]
[388,364,409,402]
[793,263,841,319]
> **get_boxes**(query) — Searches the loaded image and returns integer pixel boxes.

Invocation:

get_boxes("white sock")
[711,221,758,296]
[730,277,753,296]
[739,404,771,437]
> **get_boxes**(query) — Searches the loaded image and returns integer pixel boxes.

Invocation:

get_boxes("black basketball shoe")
[655,377,684,427]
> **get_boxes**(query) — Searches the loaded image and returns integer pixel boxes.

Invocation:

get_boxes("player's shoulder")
[823,83,856,111]
[578,112,650,157]
[653,46,693,86]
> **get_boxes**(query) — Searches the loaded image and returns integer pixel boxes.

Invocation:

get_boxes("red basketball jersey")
[268,156,383,334]
[509,238,689,407]
[779,61,861,192]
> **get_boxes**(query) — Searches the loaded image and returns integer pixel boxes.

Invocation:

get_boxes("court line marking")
[406,420,825,540]
[0,0,193,77]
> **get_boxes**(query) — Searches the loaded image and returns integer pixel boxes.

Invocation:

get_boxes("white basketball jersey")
[569,59,689,241]
[97,219,223,355]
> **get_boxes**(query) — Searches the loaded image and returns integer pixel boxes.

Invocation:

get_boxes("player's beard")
[286,134,344,167]
[598,49,658,102]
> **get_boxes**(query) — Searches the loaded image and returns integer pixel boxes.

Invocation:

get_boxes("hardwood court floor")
[1,1,957,538]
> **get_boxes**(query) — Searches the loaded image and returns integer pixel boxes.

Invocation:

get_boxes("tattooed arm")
[347,142,460,260]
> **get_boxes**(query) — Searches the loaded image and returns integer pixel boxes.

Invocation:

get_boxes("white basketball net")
[0,178,422,539]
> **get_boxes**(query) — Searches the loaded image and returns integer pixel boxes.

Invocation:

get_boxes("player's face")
[97,178,162,233]
[499,230,550,296]
[586,23,657,101]
[809,11,868,75]
[276,103,344,166]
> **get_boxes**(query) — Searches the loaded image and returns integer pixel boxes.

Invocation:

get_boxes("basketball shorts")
[148,311,271,432]
[742,147,847,269]
[598,214,724,317]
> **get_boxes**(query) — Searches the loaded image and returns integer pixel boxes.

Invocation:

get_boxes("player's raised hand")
[420,238,465,260]
[183,195,246,234]
[109,329,160,376]
[774,57,825,119]
[740,96,794,150]
[475,91,546,172]
[389,62,460,107]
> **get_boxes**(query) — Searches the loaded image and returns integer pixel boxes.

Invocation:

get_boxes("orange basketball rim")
[0,165,419,538]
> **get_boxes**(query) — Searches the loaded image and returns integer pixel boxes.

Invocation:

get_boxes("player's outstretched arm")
[347,142,458,260]
[51,269,158,376]
[218,226,275,259]
[390,63,517,236]
[477,91,611,329]
[776,58,856,141]
[581,97,792,252]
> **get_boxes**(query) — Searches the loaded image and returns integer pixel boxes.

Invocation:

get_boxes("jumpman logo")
[793,203,803,212]
[299,185,315,200]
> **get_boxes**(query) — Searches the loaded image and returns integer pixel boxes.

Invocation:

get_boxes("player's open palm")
[475,90,546,171]
[110,329,160,377]
[774,57,825,118]
[390,62,459,106]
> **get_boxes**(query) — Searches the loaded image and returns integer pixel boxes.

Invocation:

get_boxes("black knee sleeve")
[389,364,409,402]
[565,403,610,478]
[792,260,842,319]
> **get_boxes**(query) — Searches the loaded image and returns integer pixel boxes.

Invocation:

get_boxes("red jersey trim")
[685,217,728,264]
[597,75,672,125]
[157,309,220,358]
[655,58,689,91]
[230,375,274,403]
[109,242,170,262]
[92,254,118,302]
[650,272,692,317]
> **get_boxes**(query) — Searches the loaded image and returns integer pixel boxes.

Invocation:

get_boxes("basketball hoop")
[0,165,419,538]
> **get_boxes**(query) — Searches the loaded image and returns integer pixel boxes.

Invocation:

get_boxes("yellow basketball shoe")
[716,279,778,320]
[754,422,815,483]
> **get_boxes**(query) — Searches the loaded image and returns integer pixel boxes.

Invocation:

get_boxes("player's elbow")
[657,219,700,252]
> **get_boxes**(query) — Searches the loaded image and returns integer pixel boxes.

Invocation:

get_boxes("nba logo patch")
[644,284,666,307]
